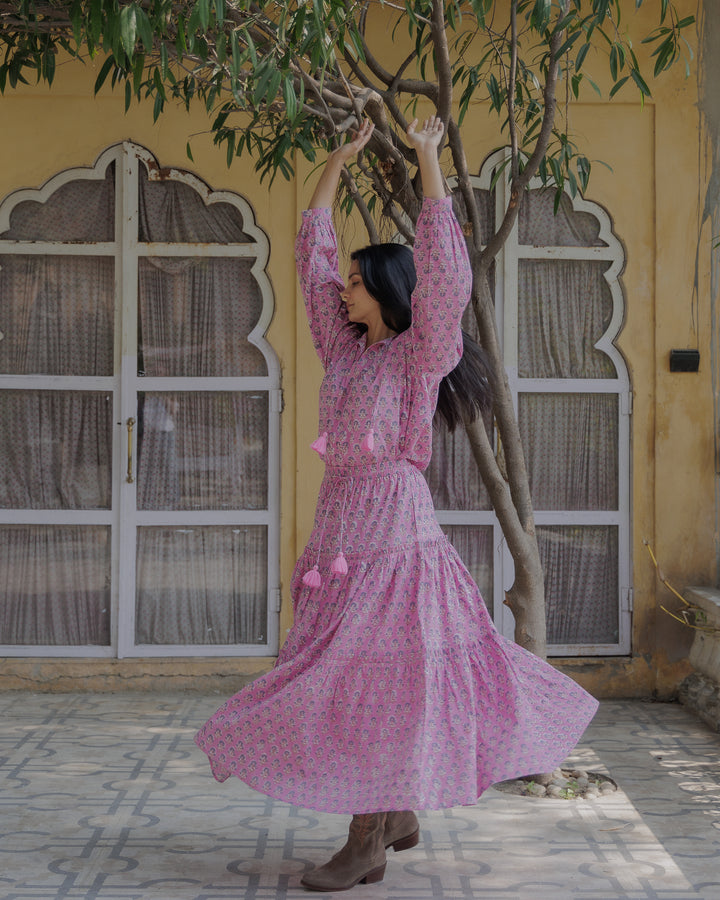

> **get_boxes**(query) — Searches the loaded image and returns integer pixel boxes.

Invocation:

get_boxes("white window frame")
[0,142,281,658]
[441,150,631,656]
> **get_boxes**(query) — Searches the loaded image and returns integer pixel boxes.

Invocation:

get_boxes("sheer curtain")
[431,184,622,647]
[134,169,270,645]
[0,169,115,645]
[0,525,110,645]
[137,392,268,511]
[518,203,620,646]
[538,526,619,644]
[135,526,267,644]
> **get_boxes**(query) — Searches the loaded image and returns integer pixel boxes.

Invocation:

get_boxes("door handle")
[126,417,136,483]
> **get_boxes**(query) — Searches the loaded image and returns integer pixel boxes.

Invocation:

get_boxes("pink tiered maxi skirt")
[195,459,599,814]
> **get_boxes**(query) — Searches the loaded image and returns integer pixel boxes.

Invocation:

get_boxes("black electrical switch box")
[669,349,700,372]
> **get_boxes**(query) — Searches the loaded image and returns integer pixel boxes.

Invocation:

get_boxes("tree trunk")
[463,266,548,659]
[504,536,547,658]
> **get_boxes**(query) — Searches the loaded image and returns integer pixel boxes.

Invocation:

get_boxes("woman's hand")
[406,116,446,200]
[406,116,444,155]
[330,119,375,166]
[308,120,375,209]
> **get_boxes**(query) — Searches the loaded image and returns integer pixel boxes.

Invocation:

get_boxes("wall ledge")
[0,657,276,692]
[678,671,720,733]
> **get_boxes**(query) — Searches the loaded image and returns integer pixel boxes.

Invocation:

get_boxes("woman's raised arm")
[308,121,375,209]
[405,117,472,378]
[296,122,376,368]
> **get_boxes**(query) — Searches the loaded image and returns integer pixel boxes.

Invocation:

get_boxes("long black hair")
[351,242,492,432]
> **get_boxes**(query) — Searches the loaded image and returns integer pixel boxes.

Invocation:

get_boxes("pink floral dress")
[194,198,598,814]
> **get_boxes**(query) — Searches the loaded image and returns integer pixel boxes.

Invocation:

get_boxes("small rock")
[599,781,616,794]
[546,785,563,798]
[576,776,589,790]
[570,769,588,780]
[526,782,547,797]
[528,772,554,786]
[584,789,599,801]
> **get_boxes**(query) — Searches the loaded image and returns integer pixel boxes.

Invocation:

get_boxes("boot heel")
[390,828,419,852]
[361,863,386,885]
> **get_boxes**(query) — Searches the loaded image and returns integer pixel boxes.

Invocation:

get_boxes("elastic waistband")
[323,459,418,482]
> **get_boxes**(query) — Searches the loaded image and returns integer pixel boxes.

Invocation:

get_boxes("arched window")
[427,150,631,656]
[0,143,281,658]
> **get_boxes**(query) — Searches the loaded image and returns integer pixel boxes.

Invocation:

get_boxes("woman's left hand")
[406,116,445,154]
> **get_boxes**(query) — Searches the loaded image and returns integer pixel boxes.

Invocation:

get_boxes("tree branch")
[508,0,519,181]
[431,0,453,127]
[340,167,380,243]
[447,117,482,249]
[479,7,567,272]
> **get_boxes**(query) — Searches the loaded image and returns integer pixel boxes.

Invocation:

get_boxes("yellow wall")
[0,0,710,696]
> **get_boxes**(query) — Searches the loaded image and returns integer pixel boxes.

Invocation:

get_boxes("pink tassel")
[310,432,328,457]
[360,429,375,454]
[331,552,348,576]
[302,565,322,588]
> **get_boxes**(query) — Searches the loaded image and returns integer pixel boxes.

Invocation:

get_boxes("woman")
[195,117,598,892]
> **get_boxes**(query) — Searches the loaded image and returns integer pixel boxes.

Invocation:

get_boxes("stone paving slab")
[0,693,718,900]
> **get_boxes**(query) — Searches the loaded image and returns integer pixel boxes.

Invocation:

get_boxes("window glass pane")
[519,393,618,511]
[519,190,607,247]
[0,256,114,376]
[518,259,616,379]
[0,164,115,242]
[0,525,111,645]
[0,391,113,510]
[137,257,266,377]
[441,525,494,615]
[138,167,253,243]
[539,525,618,645]
[137,392,268,511]
[136,525,267,645]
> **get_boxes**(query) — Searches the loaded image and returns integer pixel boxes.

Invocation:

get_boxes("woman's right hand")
[330,119,375,166]
[308,120,375,208]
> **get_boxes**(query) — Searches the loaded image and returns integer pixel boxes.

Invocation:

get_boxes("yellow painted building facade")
[0,1,712,698]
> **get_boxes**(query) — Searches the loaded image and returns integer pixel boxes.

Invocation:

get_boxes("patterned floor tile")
[0,695,718,900]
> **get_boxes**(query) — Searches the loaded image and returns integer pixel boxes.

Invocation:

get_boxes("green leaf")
[469,0,491,28]
[554,30,583,60]
[226,129,236,167]
[630,67,651,96]
[608,74,629,97]
[186,140,194,162]
[159,41,169,80]
[267,68,282,104]
[282,77,297,121]
[574,41,590,73]
[609,44,618,80]
[94,55,115,94]
[231,29,241,75]
[198,0,211,32]
[132,51,145,94]
[136,8,154,52]
[119,4,138,58]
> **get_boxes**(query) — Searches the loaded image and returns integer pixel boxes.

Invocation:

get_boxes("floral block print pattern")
[195,198,598,815]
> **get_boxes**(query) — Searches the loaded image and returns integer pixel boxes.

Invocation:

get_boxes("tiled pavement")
[0,693,719,900]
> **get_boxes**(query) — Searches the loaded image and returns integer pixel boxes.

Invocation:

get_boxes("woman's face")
[342,261,384,330]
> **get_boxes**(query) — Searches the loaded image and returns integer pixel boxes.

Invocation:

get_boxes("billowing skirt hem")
[195,534,598,815]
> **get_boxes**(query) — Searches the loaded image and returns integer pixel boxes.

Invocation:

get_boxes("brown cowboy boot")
[300,812,387,892]
[384,810,420,851]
